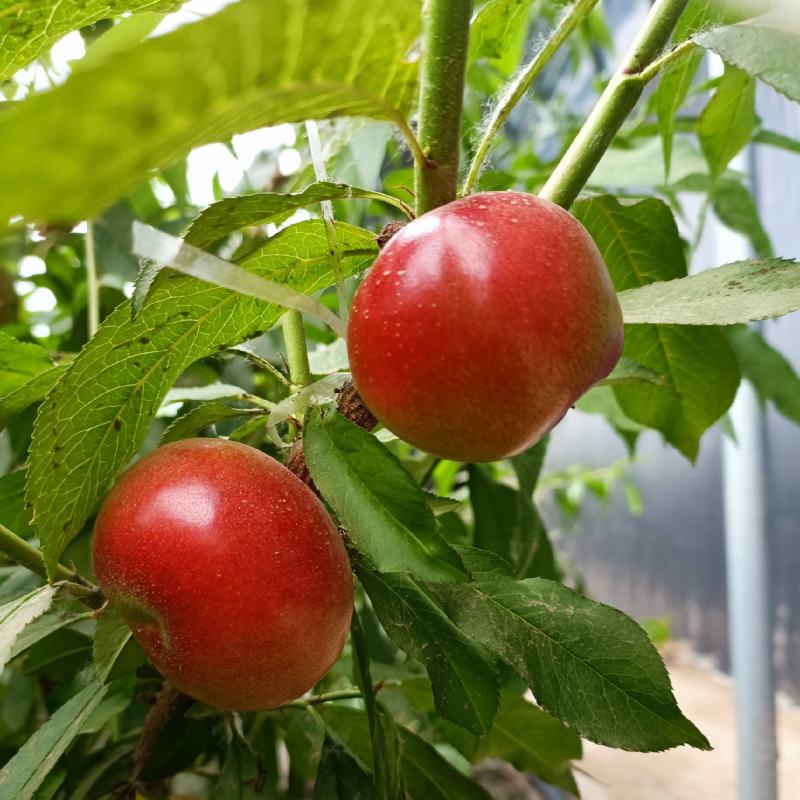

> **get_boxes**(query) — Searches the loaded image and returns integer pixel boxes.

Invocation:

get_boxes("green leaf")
[475,693,581,794]
[0,333,53,396]
[697,64,756,177]
[619,258,800,325]
[304,409,467,584]
[453,545,514,579]
[600,357,665,386]
[313,736,381,800]
[0,0,422,226]
[0,469,33,537]
[161,403,264,445]
[754,128,800,155]
[727,326,800,426]
[185,182,411,250]
[0,0,181,82]
[27,220,375,578]
[695,12,800,106]
[318,706,491,800]
[0,365,68,431]
[432,575,710,752]
[398,726,491,800]
[656,0,728,176]
[10,606,90,663]
[350,610,403,800]
[0,681,109,800]
[93,606,142,683]
[575,386,643,453]
[655,49,704,178]
[0,585,57,674]
[469,445,556,580]
[711,176,773,259]
[357,563,499,735]
[573,195,739,460]
[468,0,533,62]
[590,136,707,189]
[79,676,135,734]
[214,726,264,800]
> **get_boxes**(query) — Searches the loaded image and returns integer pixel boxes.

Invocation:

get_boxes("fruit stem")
[539,0,690,209]
[0,520,103,605]
[414,0,473,214]
[462,0,600,196]
[281,310,313,394]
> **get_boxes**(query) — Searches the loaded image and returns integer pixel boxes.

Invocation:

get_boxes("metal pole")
[710,54,778,800]
[723,382,777,800]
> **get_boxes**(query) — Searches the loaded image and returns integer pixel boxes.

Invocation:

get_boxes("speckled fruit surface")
[92,438,353,711]
[348,191,624,462]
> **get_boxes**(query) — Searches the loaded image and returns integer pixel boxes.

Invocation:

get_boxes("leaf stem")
[414,0,474,214]
[279,681,400,710]
[0,521,102,604]
[282,310,313,394]
[85,219,100,338]
[631,38,697,85]
[463,0,599,195]
[540,0,691,209]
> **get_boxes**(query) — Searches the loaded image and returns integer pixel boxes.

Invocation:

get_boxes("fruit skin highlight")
[92,438,353,711]
[348,191,624,463]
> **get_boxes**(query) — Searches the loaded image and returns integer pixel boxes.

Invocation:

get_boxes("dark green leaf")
[0,469,33,537]
[304,409,467,583]
[0,681,108,800]
[453,546,514,579]
[697,64,756,177]
[351,610,403,800]
[573,195,739,460]
[214,726,265,800]
[695,12,800,105]
[399,726,491,800]
[0,0,421,226]
[433,574,710,752]
[161,403,265,445]
[313,736,381,800]
[357,564,499,735]
[727,326,800,425]
[93,606,143,683]
[318,706,491,800]
[27,221,375,578]
[186,182,409,250]
[476,693,581,794]
[0,365,67,431]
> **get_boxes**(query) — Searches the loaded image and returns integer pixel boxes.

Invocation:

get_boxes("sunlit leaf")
[27,221,376,578]
[0,0,422,226]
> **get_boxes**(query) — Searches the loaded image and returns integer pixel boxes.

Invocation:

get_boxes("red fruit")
[92,439,352,711]
[348,191,623,462]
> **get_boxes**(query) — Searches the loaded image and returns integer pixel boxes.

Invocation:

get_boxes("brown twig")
[131,683,193,781]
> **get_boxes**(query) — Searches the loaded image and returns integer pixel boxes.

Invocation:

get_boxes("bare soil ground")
[575,647,800,800]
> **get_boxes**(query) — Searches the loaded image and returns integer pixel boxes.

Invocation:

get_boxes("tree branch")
[414,0,473,213]
[540,0,691,209]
